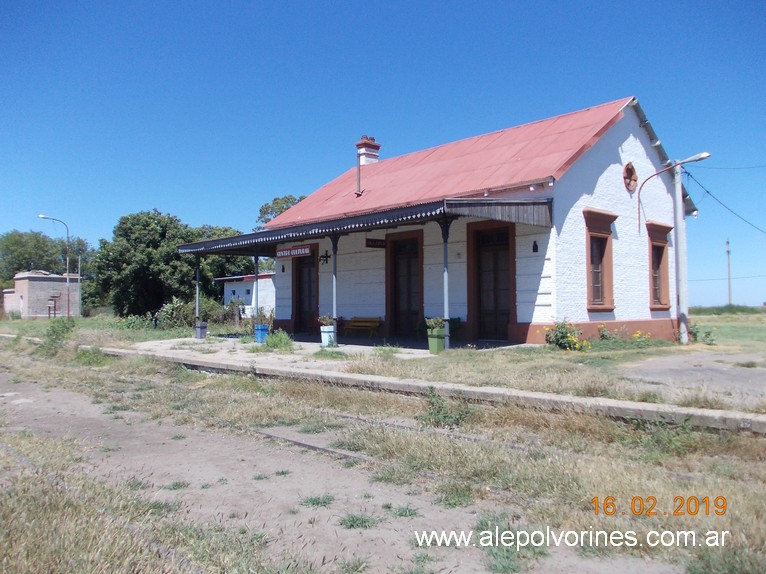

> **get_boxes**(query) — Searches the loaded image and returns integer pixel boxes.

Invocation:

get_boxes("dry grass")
[0,430,316,574]
[334,422,766,563]
[345,346,663,401]
[3,340,765,569]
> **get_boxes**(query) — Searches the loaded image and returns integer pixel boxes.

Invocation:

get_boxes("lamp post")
[636,151,710,344]
[38,214,71,318]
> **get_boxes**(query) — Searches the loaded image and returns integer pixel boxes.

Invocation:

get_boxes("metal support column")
[195,258,201,323]
[253,249,260,316]
[331,234,340,334]
[438,217,456,349]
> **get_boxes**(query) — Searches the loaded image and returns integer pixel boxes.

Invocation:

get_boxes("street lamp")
[636,151,710,345]
[38,214,71,318]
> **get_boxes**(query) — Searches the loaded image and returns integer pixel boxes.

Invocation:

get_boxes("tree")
[194,225,255,299]
[253,194,306,272]
[92,210,253,317]
[256,194,305,227]
[0,230,92,281]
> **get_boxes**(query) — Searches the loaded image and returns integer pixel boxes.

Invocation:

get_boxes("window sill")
[587,303,615,313]
[650,304,671,311]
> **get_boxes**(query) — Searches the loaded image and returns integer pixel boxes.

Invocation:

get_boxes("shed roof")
[266,97,635,230]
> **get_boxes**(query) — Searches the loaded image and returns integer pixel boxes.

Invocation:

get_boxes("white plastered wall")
[552,107,677,323]
[273,216,558,326]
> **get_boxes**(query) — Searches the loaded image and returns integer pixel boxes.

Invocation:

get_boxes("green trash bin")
[427,328,446,354]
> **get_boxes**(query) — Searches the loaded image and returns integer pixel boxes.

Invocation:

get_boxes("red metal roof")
[266,97,634,230]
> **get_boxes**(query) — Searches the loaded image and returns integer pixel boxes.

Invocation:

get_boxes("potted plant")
[253,306,271,344]
[318,314,337,347]
[426,317,446,354]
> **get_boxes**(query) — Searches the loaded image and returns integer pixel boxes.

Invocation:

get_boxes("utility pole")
[726,239,732,306]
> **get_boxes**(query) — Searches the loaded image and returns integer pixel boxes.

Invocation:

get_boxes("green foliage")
[390,504,419,518]
[425,317,445,329]
[338,513,380,529]
[91,210,253,317]
[256,194,306,226]
[689,323,717,345]
[116,314,155,330]
[416,387,472,429]
[0,230,94,282]
[0,230,62,279]
[686,545,766,574]
[262,329,294,352]
[38,318,76,356]
[300,495,335,508]
[74,347,111,366]
[435,481,474,508]
[544,321,591,351]
[690,304,763,316]
[474,513,548,572]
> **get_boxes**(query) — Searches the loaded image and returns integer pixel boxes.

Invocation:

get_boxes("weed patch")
[73,346,111,366]
[474,513,548,572]
[339,513,380,529]
[416,387,472,429]
[390,504,419,518]
[37,317,76,356]
[301,494,335,508]
[435,480,474,507]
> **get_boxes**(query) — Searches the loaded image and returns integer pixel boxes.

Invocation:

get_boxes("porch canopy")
[177,198,552,257]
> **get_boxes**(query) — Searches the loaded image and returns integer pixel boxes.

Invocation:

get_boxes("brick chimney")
[355,135,381,165]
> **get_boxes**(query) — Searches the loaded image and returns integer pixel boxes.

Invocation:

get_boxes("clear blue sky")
[2,1,765,306]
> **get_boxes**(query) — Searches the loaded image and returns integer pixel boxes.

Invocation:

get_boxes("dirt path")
[0,373,683,573]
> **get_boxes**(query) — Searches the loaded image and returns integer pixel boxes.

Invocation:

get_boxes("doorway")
[386,233,423,337]
[470,224,514,341]
[294,254,317,333]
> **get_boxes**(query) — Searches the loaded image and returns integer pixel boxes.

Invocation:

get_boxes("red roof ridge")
[266,97,635,230]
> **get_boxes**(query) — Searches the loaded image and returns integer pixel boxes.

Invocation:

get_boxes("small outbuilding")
[2,270,81,318]
[216,272,276,318]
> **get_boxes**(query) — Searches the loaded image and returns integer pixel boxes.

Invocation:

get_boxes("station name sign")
[276,244,312,259]
[365,238,386,249]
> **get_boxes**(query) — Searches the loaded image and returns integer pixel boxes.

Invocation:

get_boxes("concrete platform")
[93,336,766,435]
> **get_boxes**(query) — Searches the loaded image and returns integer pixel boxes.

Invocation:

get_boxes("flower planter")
[254,323,269,343]
[427,328,446,354]
[320,325,337,347]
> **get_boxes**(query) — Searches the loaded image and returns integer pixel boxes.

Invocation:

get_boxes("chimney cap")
[355,135,381,151]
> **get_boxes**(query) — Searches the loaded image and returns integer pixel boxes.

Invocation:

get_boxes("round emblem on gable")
[623,162,638,191]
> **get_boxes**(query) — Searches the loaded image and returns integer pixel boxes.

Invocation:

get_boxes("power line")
[689,275,766,282]
[686,172,766,235]
[695,164,766,170]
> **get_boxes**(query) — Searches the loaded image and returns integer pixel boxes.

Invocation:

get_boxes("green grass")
[298,416,345,434]
[474,513,548,573]
[390,504,419,518]
[339,513,380,529]
[370,464,416,486]
[435,481,475,508]
[164,480,191,490]
[690,305,764,315]
[125,477,151,491]
[336,557,368,573]
[300,494,335,508]
[313,348,348,360]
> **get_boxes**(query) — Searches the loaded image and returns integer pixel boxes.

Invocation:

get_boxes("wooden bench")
[343,317,381,337]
